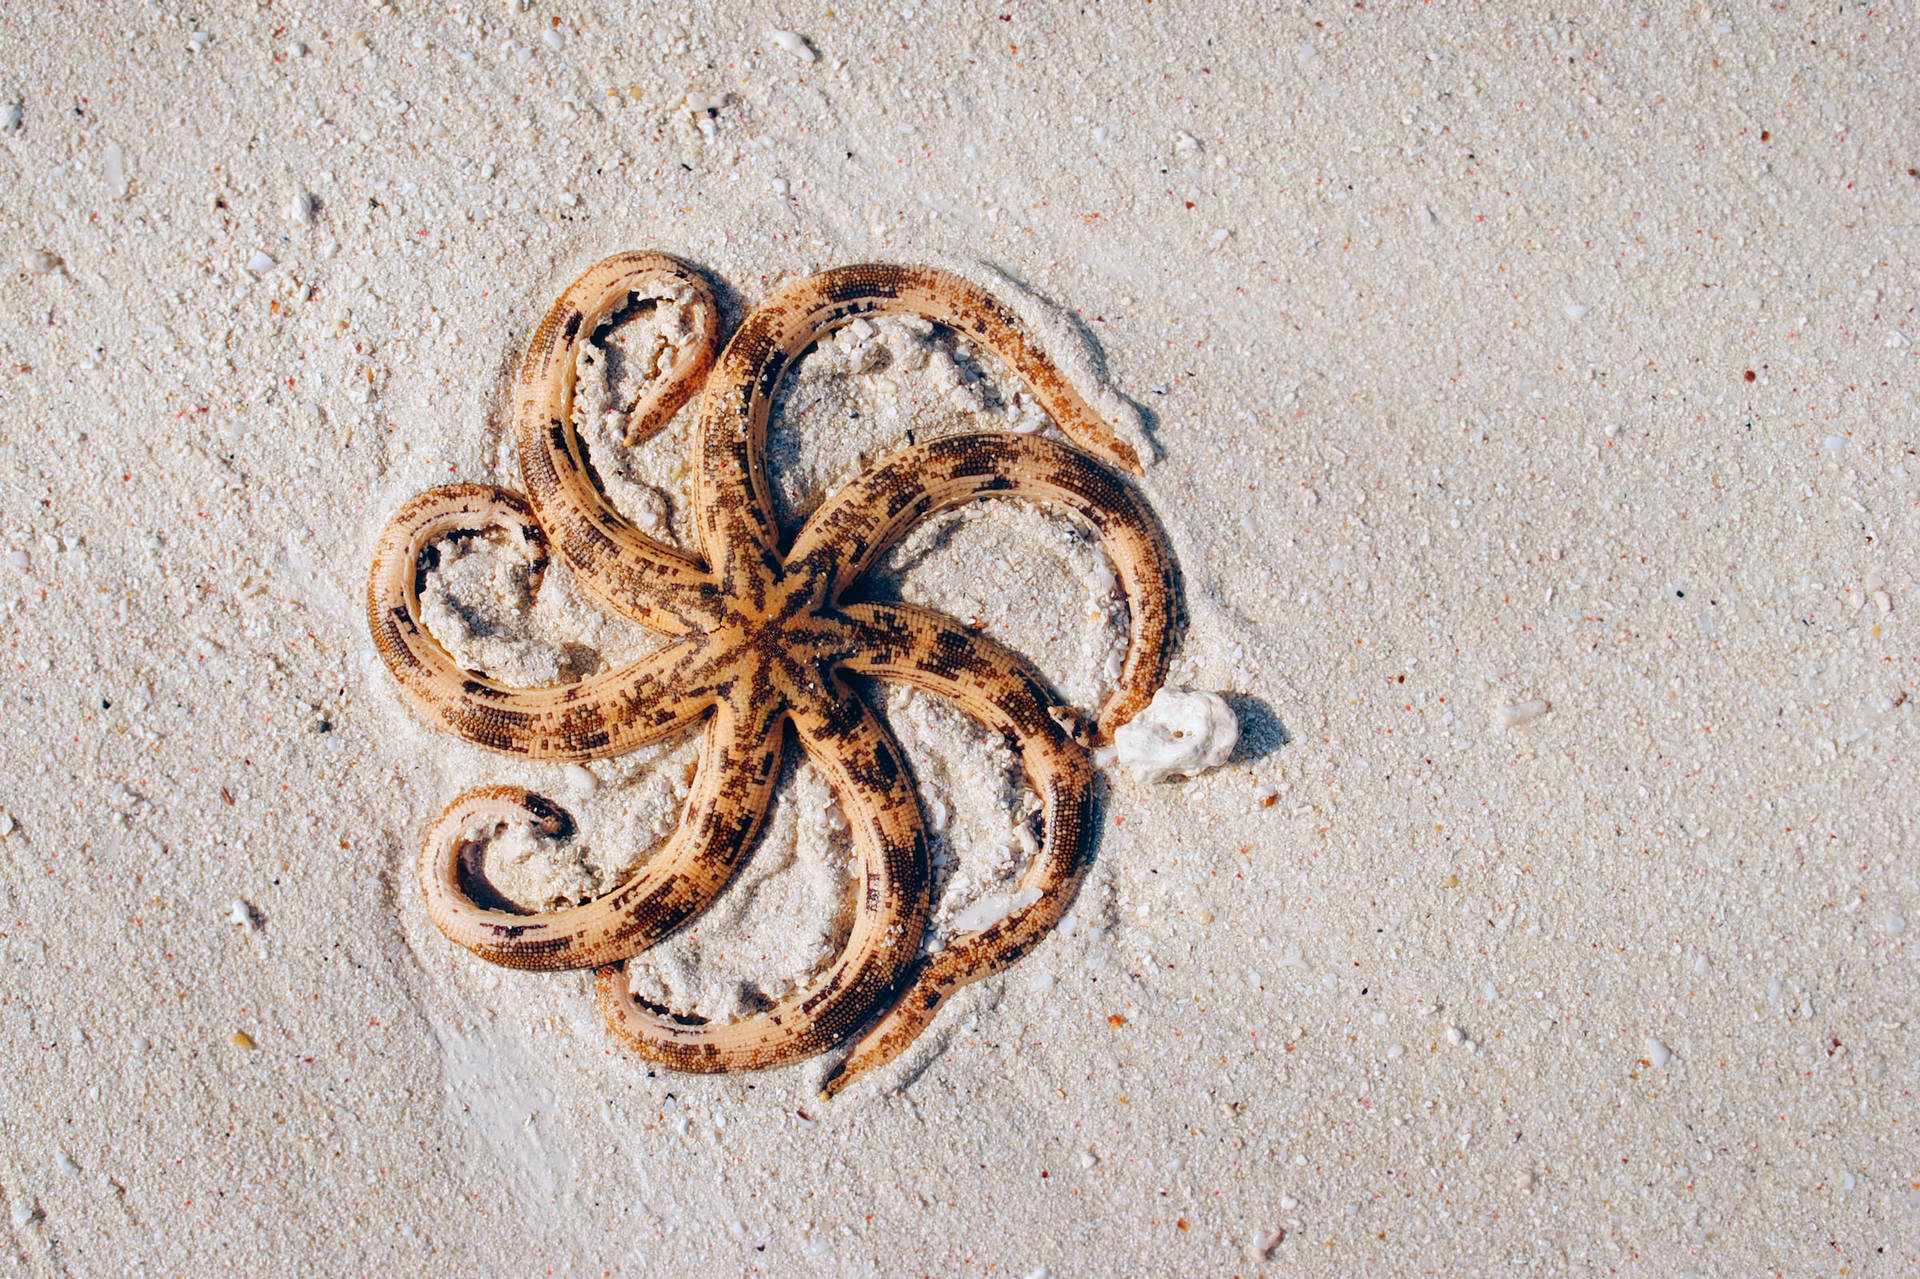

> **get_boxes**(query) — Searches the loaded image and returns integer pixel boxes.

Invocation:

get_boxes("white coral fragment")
[768,29,818,62]
[1111,688,1239,782]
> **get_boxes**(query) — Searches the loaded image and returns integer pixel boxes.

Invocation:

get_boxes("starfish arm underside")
[368,483,724,760]
[419,703,784,971]
[788,432,1177,740]
[595,679,931,1073]
[690,263,1144,579]
[512,250,723,636]
[823,602,1096,1096]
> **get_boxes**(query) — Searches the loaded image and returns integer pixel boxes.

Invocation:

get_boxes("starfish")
[368,252,1177,1092]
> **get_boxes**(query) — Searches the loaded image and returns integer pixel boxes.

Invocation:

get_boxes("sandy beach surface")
[1,1,1915,1273]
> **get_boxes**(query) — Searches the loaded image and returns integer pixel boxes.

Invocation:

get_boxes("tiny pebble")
[0,811,13,837]
[1563,303,1590,322]
[1885,913,1907,936]
[287,190,316,225]
[1193,908,1215,925]
[1174,130,1201,152]
[564,763,598,794]
[55,1153,79,1177]
[1079,1151,1097,1169]
[1025,1267,1051,1279]
[1823,434,1847,457]
[227,899,257,929]
[1280,1194,1298,1210]
[5,550,27,571]
[542,28,564,51]
[769,29,818,62]
[1446,1025,1463,1045]
[1644,1037,1672,1068]
[1209,228,1232,249]
[1,103,21,133]
[230,1031,256,1049]
[105,141,128,199]
[27,249,63,275]
[771,177,790,195]
[9,1201,33,1228]
[287,41,308,57]
[1496,698,1551,729]
[188,31,211,52]
[1028,970,1055,993]
[245,250,275,275]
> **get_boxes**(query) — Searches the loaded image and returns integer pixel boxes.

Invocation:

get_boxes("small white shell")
[769,29,818,62]
[1111,688,1238,783]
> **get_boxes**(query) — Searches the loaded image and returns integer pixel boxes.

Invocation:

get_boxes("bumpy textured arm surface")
[692,263,1144,577]
[824,602,1095,1095]
[791,432,1176,742]
[595,683,931,1072]
[367,483,721,760]
[419,705,781,970]
[512,250,723,635]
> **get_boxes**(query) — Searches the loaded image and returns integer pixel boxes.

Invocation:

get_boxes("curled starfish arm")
[420,704,783,970]
[595,682,930,1073]
[513,250,724,635]
[368,484,721,760]
[790,432,1176,740]
[822,603,1095,1096]
[691,263,1144,579]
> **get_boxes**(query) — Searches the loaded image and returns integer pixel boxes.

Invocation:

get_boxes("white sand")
[1,2,1915,1273]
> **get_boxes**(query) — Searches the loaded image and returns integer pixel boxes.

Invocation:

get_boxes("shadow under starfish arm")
[511,250,725,636]
[822,602,1097,1095]
[367,483,722,761]
[419,702,784,971]
[790,432,1177,740]
[594,682,932,1073]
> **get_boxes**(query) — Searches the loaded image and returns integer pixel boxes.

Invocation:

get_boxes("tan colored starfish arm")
[691,263,1143,578]
[419,704,782,970]
[368,484,721,759]
[822,602,1095,1096]
[594,680,930,1072]
[513,251,723,635]
[788,432,1176,741]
